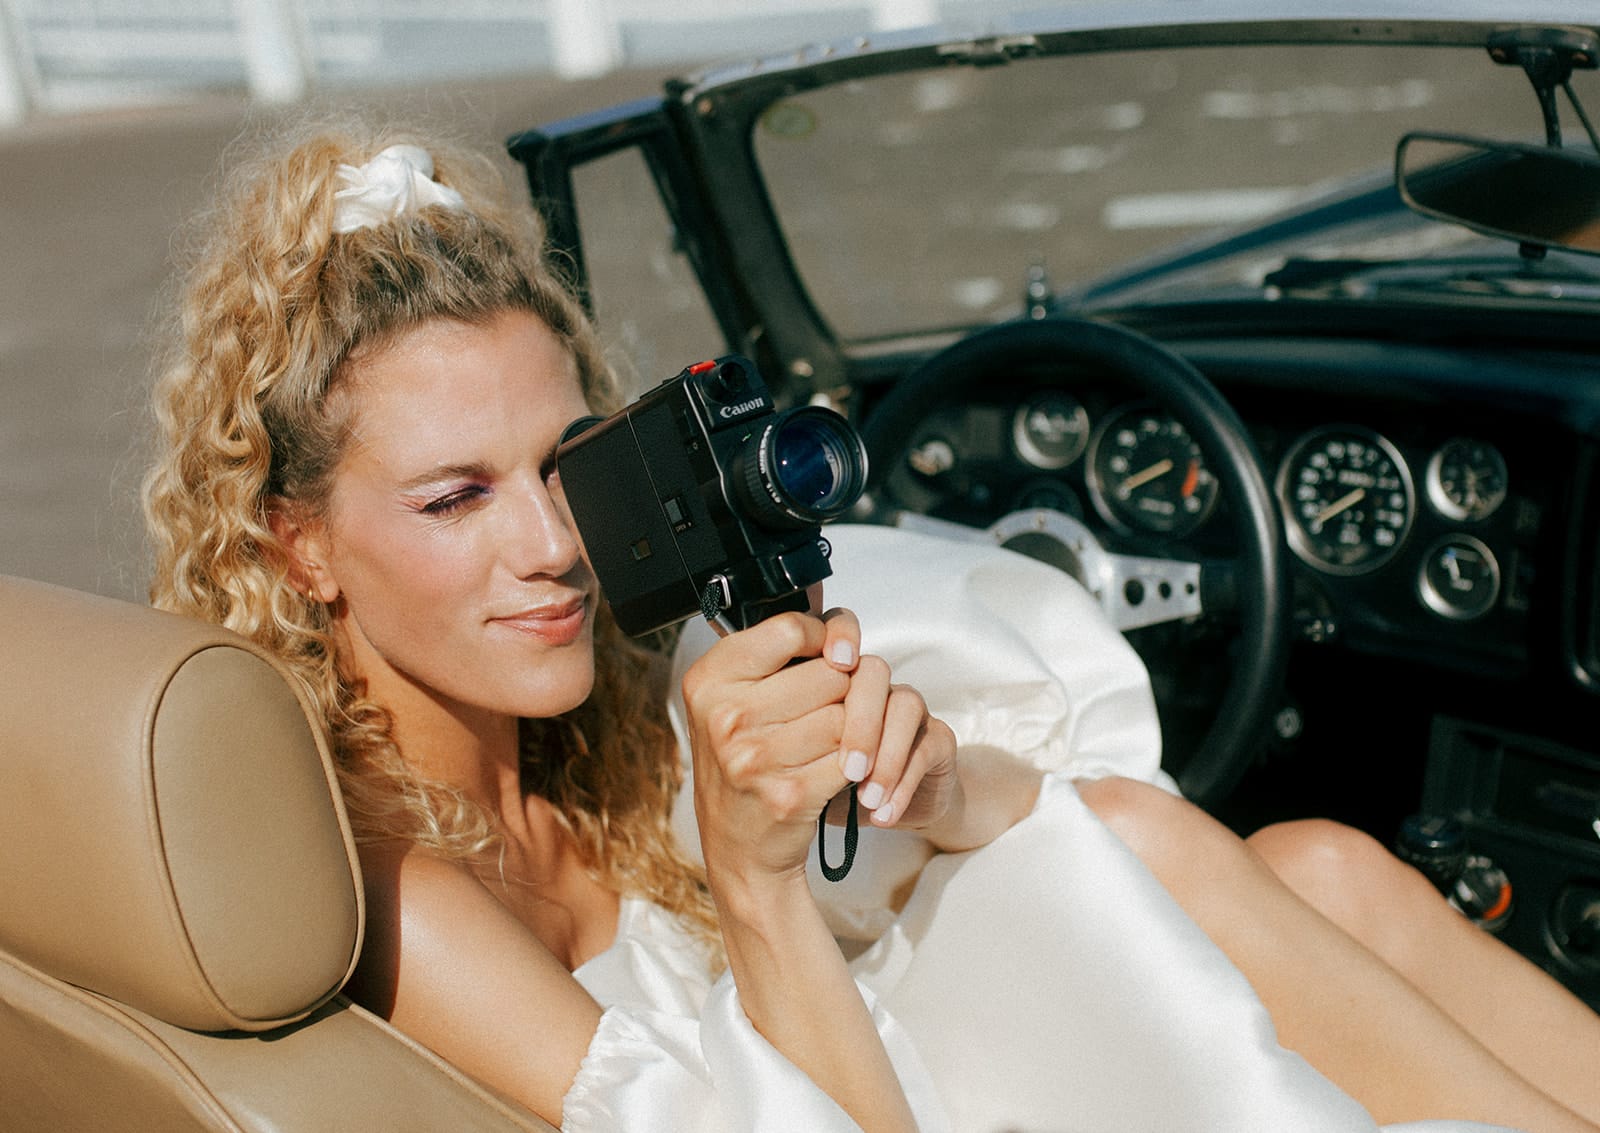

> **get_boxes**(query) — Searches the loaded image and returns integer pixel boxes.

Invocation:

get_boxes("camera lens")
[737,407,868,528]
[773,410,861,512]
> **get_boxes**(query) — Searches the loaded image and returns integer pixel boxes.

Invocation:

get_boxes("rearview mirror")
[1396,132,1600,256]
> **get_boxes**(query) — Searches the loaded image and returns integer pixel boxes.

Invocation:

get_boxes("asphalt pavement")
[0,71,674,601]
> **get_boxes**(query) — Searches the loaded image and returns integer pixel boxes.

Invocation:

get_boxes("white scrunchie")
[331,144,466,235]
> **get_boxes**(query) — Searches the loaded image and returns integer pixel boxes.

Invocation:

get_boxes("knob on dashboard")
[1395,813,1468,893]
[1394,814,1513,933]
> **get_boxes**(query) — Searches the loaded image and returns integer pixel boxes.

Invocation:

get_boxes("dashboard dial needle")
[1311,486,1365,531]
[1118,457,1174,497]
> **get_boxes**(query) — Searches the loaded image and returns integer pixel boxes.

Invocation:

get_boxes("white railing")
[0,0,1037,127]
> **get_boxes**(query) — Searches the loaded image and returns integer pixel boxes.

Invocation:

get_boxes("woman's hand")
[680,607,861,892]
[831,612,1043,855]
[834,652,961,833]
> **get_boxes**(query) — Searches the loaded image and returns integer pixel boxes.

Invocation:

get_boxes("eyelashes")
[418,484,489,516]
[414,459,561,517]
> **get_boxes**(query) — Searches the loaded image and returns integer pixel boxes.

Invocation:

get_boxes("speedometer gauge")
[1278,426,1414,575]
[1087,406,1217,536]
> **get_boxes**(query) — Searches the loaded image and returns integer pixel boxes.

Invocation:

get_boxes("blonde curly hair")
[142,117,718,951]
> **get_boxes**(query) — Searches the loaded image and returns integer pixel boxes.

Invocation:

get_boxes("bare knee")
[1248,819,1391,915]
[1248,818,1444,963]
[1075,775,1193,861]
[1076,775,1253,901]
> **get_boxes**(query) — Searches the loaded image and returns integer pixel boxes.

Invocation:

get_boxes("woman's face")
[303,310,599,727]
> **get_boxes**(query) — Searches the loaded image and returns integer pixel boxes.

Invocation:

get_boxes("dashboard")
[879,363,1548,680]
[862,320,1600,1007]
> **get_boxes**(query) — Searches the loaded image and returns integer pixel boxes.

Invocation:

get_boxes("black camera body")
[557,355,868,636]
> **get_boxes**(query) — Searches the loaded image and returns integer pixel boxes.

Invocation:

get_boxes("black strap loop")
[817,786,859,882]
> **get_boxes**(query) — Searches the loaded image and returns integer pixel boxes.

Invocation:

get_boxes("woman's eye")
[419,485,487,515]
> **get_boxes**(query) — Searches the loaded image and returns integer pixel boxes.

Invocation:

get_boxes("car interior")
[507,13,1600,1016]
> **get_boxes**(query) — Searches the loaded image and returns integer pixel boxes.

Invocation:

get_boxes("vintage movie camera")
[556,355,869,636]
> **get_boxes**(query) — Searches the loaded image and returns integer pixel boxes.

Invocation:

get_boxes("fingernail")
[873,801,896,826]
[829,640,855,667]
[842,750,870,782]
[858,781,885,810]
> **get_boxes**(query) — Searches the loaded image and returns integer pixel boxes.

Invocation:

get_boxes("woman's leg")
[1075,776,1599,1133]
[1248,817,1600,1125]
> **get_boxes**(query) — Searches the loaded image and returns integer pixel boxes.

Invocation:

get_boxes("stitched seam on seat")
[143,644,249,1030]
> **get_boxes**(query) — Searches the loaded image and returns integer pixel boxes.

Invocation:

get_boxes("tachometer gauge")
[1087,406,1217,536]
[1013,391,1090,470]
[1278,426,1414,575]
[1426,438,1507,522]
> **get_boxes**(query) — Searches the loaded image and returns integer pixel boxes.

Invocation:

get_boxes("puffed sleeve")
[562,975,950,1132]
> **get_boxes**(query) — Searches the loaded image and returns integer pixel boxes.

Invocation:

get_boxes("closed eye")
[419,484,489,516]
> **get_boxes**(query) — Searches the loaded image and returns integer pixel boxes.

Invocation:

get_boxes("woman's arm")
[347,846,604,1125]
[903,742,1043,854]
[681,609,920,1133]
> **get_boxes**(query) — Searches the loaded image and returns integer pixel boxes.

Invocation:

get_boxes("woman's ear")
[267,499,341,604]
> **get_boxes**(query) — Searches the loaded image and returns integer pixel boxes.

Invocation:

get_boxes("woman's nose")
[503,481,583,580]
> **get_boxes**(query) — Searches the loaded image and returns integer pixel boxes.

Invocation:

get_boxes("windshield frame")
[513,7,1600,399]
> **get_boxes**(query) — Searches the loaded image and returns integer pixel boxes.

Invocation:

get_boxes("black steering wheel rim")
[860,315,1289,807]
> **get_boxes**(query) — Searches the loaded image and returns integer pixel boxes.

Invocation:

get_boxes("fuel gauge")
[1013,391,1090,470]
[1418,535,1501,621]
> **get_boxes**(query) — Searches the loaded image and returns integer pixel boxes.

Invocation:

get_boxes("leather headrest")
[0,576,363,1032]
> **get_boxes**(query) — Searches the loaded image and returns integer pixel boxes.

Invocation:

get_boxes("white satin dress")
[562,524,1523,1133]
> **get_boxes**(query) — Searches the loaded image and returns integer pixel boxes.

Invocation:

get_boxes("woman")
[142,119,1600,1133]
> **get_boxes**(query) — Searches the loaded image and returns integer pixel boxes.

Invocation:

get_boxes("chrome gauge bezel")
[1416,534,1501,621]
[1085,404,1218,537]
[1424,437,1508,522]
[1276,425,1415,576]
[1012,391,1091,471]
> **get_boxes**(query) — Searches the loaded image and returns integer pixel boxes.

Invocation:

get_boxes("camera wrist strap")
[699,579,858,881]
[817,787,859,882]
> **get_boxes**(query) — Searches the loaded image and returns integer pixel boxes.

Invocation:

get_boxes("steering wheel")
[860,316,1288,808]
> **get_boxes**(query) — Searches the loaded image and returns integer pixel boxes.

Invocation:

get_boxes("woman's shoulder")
[348,847,606,1122]
[356,840,495,927]
[347,842,549,1012]
[366,840,578,953]
[360,838,479,889]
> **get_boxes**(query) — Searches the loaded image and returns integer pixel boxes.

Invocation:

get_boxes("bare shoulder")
[348,842,603,1124]
[345,843,469,1003]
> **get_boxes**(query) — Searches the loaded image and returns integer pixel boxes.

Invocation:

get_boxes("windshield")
[753,43,1586,339]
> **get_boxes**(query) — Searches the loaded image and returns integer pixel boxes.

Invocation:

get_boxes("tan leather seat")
[0,575,555,1132]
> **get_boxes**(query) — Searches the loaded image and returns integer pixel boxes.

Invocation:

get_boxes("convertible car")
[506,0,1600,1011]
[2,3,1598,1130]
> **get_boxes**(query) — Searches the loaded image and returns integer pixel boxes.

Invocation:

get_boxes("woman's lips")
[491,598,589,645]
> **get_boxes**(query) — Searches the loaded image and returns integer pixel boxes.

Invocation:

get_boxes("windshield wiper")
[1262,255,1600,302]
[1260,258,1389,292]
